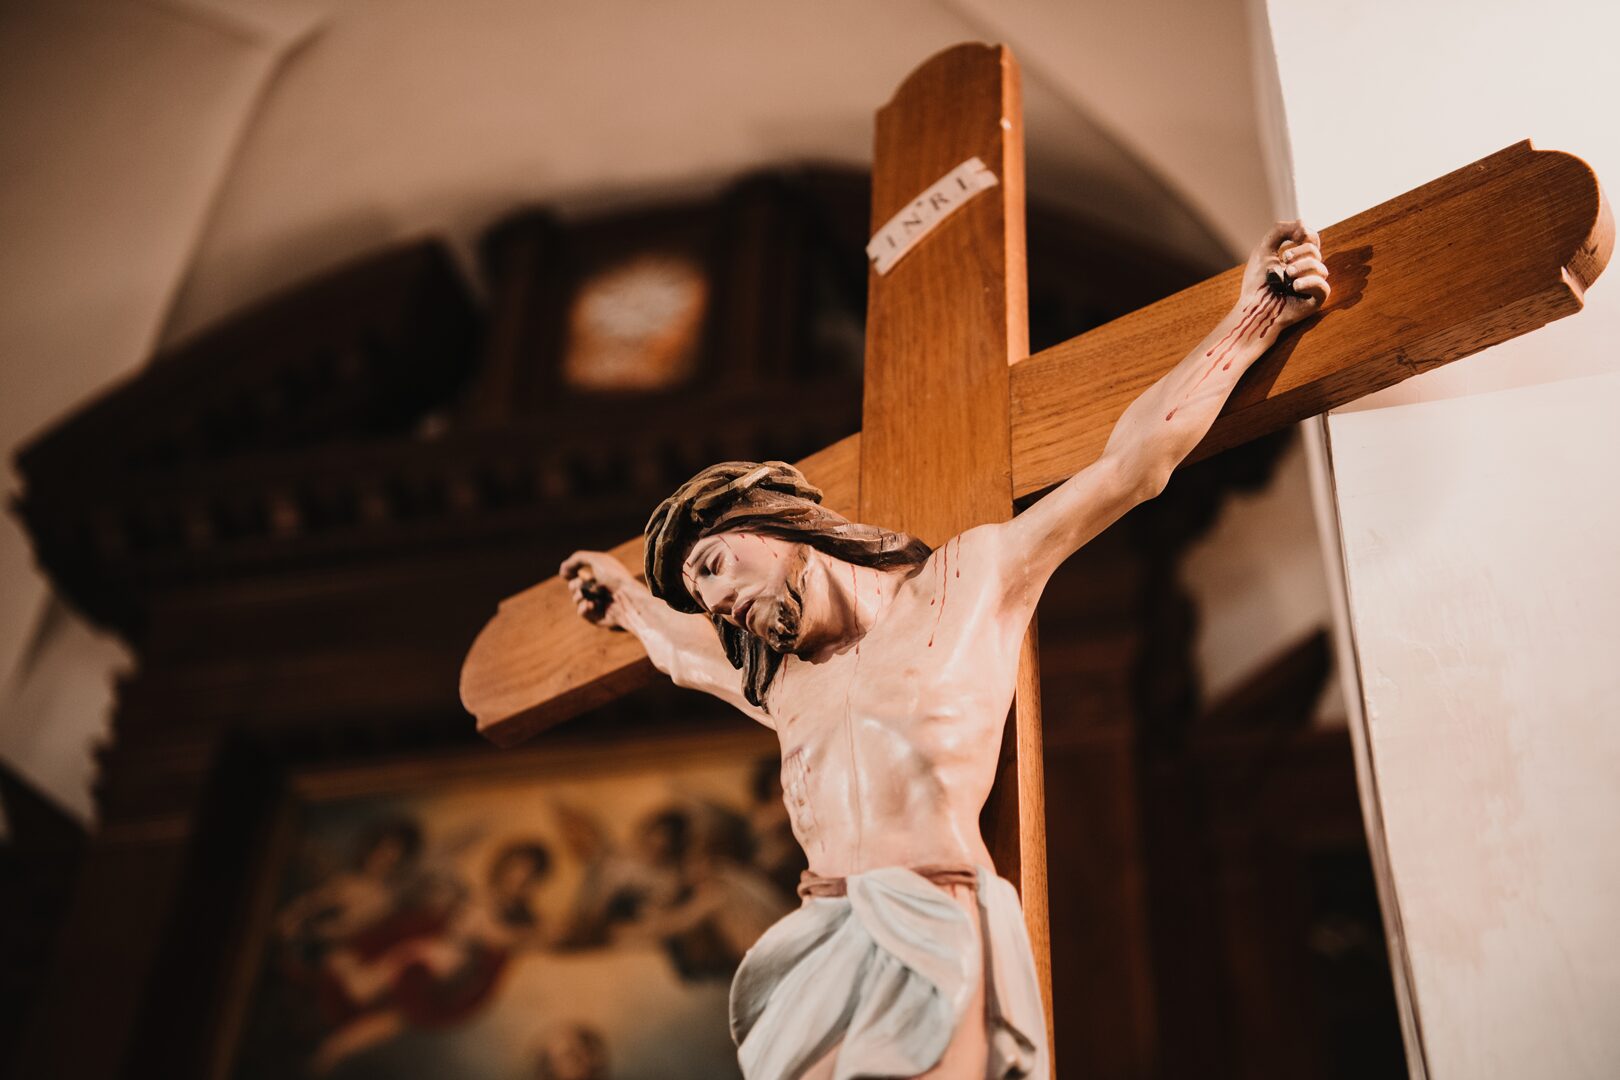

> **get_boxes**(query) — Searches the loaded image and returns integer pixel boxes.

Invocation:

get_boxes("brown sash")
[796,863,979,900]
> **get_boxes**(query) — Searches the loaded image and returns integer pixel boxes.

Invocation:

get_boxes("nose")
[695,575,736,616]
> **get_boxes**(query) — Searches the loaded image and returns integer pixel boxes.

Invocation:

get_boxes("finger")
[1289,273,1330,302]
[1281,242,1319,264]
[576,599,595,618]
[1263,220,1310,250]
[1261,223,1292,252]
[1285,256,1328,280]
[560,553,589,579]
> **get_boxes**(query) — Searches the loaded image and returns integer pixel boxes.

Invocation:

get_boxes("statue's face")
[683,531,807,652]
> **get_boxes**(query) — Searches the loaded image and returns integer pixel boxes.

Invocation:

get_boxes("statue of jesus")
[561,223,1329,1079]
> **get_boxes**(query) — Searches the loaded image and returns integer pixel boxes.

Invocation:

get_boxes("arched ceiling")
[164,0,1272,344]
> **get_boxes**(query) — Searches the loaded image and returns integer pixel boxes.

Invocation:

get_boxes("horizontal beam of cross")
[463,139,1610,747]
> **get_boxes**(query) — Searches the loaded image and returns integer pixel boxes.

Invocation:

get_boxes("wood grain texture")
[1009,140,1613,494]
[856,41,1052,1042]
[1012,621,1053,1043]
[465,139,1609,746]
[462,435,859,747]
[859,42,1022,543]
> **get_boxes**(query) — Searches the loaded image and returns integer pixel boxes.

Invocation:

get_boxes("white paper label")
[865,157,999,275]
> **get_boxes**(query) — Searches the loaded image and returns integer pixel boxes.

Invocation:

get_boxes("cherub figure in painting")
[562,224,1328,1080]
[275,819,428,950]
[308,840,556,1074]
[533,1021,611,1080]
[553,800,791,980]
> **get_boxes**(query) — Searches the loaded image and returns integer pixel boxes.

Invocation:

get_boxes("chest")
[769,560,1021,748]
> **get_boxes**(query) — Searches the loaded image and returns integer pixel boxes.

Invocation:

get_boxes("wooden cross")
[460,42,1610,1038]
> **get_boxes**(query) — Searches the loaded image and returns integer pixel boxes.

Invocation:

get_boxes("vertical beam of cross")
[858,42,1053,1040]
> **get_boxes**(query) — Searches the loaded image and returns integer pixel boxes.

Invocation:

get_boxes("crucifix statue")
[460,42,1609,1080]
[558,221,1325,1077]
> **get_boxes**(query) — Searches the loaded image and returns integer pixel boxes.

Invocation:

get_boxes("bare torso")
[766,530,1021,877]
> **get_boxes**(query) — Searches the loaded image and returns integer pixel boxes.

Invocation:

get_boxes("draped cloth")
[729,865,1049,1080]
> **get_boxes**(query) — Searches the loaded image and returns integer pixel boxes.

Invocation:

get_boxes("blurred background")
[5,2,1616,1078]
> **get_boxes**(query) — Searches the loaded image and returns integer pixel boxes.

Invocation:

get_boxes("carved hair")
[644,461,931,708]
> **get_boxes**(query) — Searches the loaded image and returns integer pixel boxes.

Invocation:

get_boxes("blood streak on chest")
[849,562,858,624]
[927,537,958,647]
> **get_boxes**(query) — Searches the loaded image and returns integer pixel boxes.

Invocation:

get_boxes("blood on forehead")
[686,530,784,567]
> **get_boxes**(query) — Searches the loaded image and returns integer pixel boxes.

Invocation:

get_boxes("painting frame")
[209,724,786,1080]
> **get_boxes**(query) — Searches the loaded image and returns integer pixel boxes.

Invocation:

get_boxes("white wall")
[949,0,1278,256]
[0,0,321,824]
[161,0,1260,345]
[1269,2,1620,1076]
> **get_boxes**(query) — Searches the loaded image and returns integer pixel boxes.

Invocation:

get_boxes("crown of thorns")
[643,461,930,614]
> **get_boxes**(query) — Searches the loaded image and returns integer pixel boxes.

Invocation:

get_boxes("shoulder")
[932,519,1054,619]
[953,521,1020,563]
[924,523,1020,588]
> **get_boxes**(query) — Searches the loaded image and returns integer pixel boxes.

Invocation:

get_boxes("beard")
[707,541,814,709]
[754,544,809,654]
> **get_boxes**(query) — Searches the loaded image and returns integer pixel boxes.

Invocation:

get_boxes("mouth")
[732,596,756,629]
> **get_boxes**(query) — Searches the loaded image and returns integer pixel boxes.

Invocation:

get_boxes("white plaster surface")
[948,0,1277,255]
[0,0,323,824]
[1270,2,1620,1074]
[160,0,1254,347]
[1328,375,1620,1079]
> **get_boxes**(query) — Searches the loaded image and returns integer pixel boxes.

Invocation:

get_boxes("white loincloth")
[729,865,1049,1079]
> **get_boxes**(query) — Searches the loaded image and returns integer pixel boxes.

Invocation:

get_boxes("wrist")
[619,583,678,652]
[614,581,653,631]
[1227,288,1286,350]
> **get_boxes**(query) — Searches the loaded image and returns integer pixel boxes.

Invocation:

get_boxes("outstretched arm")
[999,221,1330,607]
[561,551,773,728]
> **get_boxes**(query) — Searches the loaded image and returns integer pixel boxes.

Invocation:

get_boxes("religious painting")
[478,175,866,412]
[560,251,711,392]
[477,201,725,404]
[218,729,801,1080]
